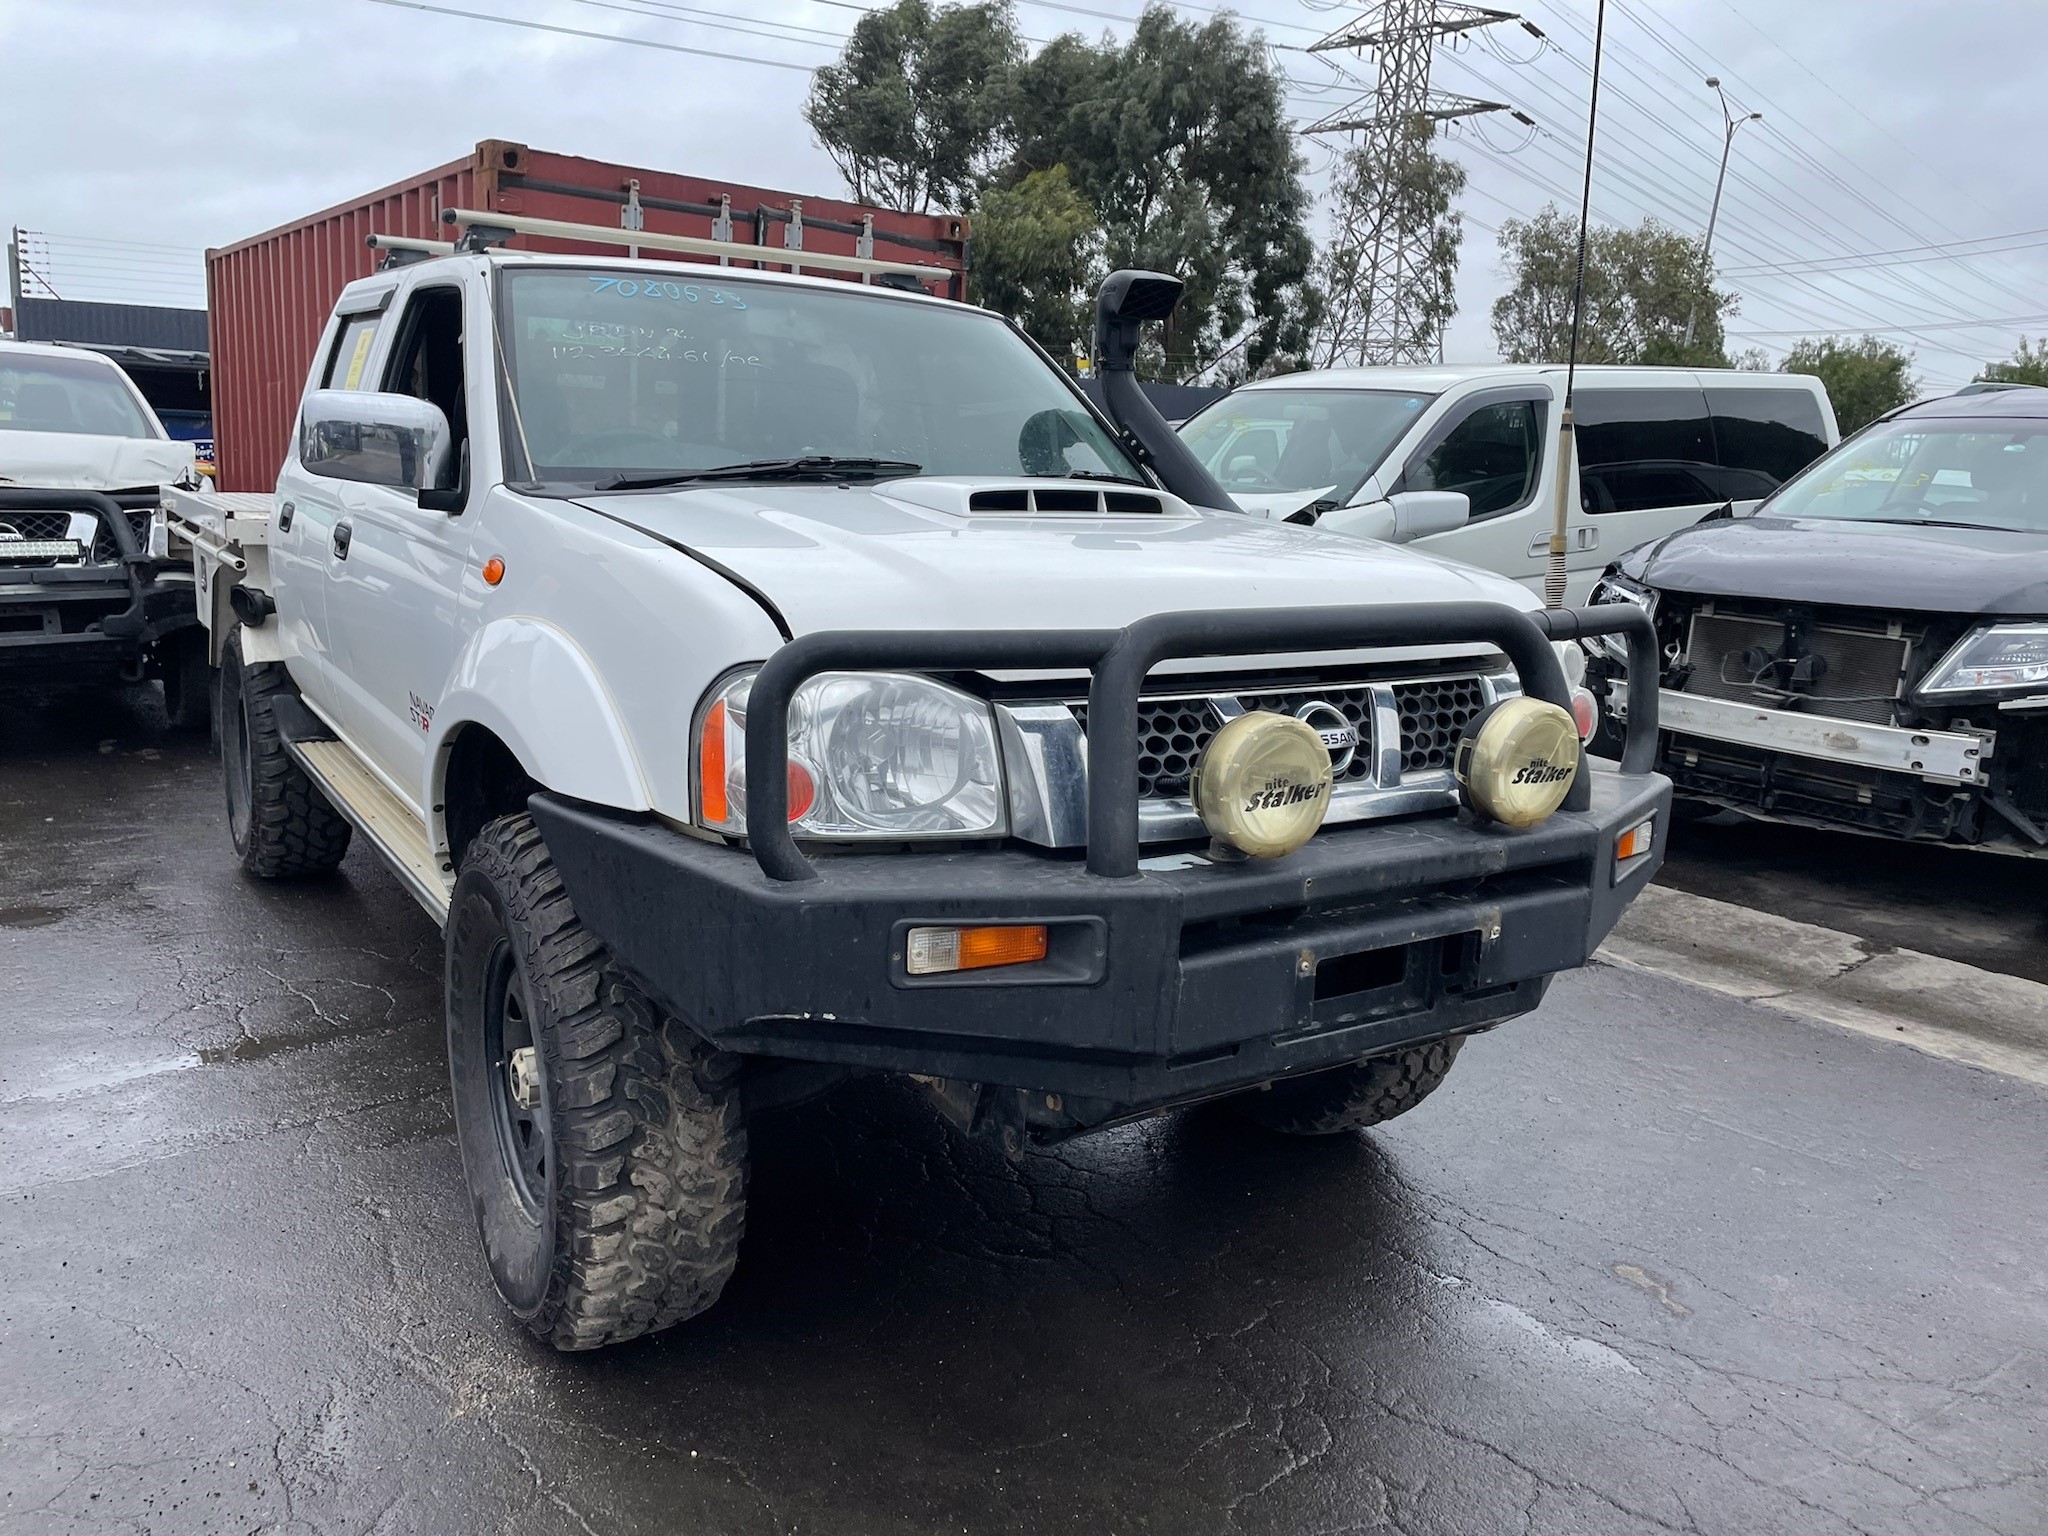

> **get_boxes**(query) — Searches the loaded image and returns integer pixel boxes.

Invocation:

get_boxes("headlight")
[695,669,1005,838]
[1586,576,1656,665]
[1919,623,2048,695]
[1454,696,1582,828]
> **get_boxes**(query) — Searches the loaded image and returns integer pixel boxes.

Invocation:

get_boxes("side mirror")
[1389,490,1470,541]
[300,390,454,494]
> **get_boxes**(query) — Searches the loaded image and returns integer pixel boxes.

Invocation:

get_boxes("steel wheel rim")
[482,939,548,1216]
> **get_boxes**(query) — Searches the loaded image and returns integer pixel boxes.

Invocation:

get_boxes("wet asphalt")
[2,685,2044,1536]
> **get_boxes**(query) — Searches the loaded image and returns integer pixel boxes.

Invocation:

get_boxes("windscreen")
[498,268,1141,483]
[0,352,158,439]
[1765,417,2048,533]
[1178,387,1434,504]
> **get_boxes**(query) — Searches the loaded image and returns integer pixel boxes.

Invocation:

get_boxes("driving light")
[1189,711,1334,858]
[695,670,1004,839]
[1453,696,1582,828]
[905,924,1049,976]
[1919,623,2048,695]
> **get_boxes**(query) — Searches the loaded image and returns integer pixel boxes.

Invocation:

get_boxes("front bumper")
[0,570,198,678]
[531,767,1669,1110]
[0,487,197,680]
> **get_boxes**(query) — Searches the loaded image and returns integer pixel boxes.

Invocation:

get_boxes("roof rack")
[366,233,458,269]
[437,207,950,286]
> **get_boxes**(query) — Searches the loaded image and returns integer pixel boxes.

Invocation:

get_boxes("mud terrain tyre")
[217,629,352,877]
[1231,1035,1465,1135]
[447,814,748,1351]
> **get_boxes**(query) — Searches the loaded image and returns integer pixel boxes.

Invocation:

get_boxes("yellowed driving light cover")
[1454,695,1583,828]
[1190,711,1335,858]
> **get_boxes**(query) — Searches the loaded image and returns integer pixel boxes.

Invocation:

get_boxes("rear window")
[1706,386,1830,493]
[0,351,158,439]
[1575,388,1716,513]
[324,314,383,391]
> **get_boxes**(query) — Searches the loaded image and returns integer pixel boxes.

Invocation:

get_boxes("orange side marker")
[482,556,506,586]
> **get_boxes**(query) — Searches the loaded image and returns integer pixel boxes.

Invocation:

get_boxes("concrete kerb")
[1598,883,2048,1089]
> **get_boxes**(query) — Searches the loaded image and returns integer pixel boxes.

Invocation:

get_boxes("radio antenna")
[1547,0,1608,608]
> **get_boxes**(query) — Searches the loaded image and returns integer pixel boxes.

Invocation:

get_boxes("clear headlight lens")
[1586,577,1655,665]
[1919,623,2048,695]
[695,670,1005,838]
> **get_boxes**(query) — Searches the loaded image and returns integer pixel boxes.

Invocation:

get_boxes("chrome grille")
[0,512,71,541]
[1683,611,1909,726]
[89,509,156,564]
[1392,677,1490,772]
[1069,674,1490,799]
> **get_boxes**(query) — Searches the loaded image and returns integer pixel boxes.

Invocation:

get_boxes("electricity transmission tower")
[1306,2,1524,366]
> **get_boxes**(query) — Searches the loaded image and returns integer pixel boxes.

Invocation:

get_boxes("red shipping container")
[205,139,971,492]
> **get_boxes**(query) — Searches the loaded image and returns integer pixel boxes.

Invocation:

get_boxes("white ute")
[173,226,1670,1350]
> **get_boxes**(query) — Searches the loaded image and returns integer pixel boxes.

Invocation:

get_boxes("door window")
[1574,388,1716,513]
[1402,399,1542,518]
[381,287,468,492]
[1705,387,1830,495]
[324,314,384,391]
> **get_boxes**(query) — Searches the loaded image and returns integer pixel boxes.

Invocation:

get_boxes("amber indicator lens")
[905,925,1050,976]
[1616,818,1655,862]
[481,556,506,586]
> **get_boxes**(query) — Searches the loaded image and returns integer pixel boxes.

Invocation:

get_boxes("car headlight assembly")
[695,669,1005,839]
[1454,696,1582,828]
[1919,623,2048,695]
[1586,576,1656,665]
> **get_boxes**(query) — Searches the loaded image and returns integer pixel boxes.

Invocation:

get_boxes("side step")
[288,738,453,925]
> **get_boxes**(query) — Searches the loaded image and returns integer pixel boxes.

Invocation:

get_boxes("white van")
[1178,366,1840,604]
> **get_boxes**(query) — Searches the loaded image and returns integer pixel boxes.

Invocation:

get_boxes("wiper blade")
[1855,516,2021,532]
[596,456,922,491]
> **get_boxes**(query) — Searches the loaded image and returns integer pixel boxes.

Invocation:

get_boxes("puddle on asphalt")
[3,1051,202,1104]
[0,905,69,929]
[1431,1271,1644,1375]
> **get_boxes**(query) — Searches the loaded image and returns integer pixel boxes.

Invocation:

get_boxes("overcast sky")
[5,0,2043,390]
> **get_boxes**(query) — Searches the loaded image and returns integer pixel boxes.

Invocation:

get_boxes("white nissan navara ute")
[173,224,1669,1351]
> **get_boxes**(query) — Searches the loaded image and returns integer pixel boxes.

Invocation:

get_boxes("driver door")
[319,282,475,806]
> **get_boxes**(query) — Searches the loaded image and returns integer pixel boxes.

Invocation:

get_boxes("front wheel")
[1230,1035,1465,1135]
[446,814,748,1351]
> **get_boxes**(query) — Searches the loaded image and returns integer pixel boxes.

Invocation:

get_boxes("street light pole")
[1682,76,1761,352]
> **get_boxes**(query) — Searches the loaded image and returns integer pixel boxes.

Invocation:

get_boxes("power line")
[357,0,818,70]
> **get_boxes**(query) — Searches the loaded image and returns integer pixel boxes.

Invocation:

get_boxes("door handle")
[332,520,352,560]
[277,501,295,532]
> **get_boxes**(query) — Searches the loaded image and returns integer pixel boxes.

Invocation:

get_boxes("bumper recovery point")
[528,768,1668,1108]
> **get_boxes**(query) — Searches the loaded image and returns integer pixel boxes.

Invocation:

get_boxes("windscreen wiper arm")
[595,457,923,491]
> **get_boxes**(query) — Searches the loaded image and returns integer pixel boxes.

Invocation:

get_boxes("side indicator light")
[1616,818,1654,862]
[482,556,506,586]
[699,700,728,825]
[905,924,1050,976]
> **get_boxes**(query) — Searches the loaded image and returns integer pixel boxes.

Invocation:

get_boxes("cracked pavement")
[2,686,2043,1535]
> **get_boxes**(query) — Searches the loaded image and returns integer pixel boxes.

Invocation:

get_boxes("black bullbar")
[527,602,1667,1107]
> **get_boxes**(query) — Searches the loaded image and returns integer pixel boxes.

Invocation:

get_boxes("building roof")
[13,296,208,355]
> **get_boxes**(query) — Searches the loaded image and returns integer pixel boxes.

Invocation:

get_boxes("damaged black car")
[1582,387,2048,856]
